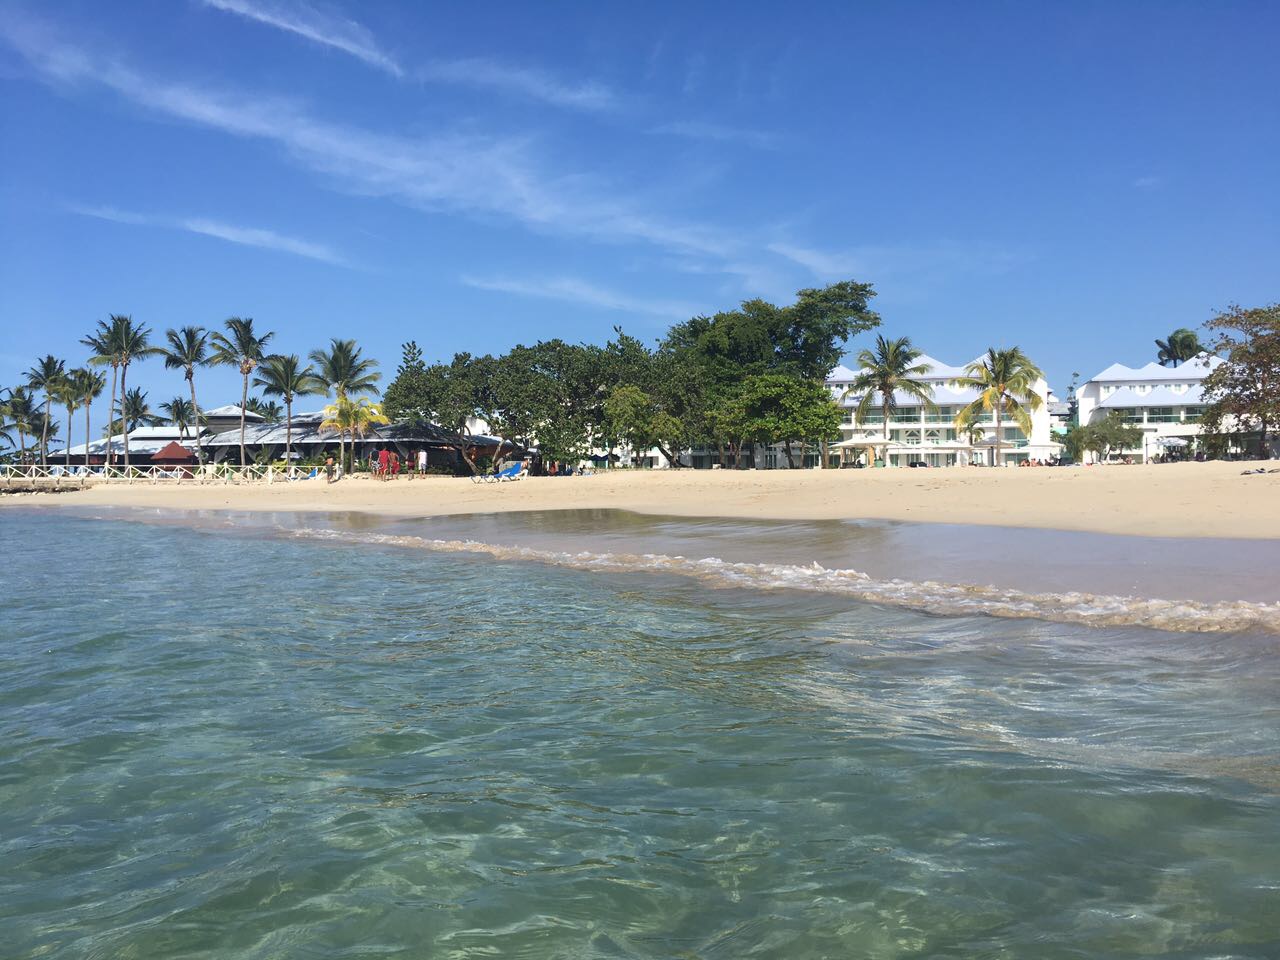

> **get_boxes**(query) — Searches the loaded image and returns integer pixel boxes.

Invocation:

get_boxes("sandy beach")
[7,460,1279,539]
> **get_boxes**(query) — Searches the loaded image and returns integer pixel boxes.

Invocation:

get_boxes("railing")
[0,464,329,485]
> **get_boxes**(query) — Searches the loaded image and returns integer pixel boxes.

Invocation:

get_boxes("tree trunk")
[239,374,248,466]
[106,364,118,468]
[994,402,1003,467]
[784,438,795,469]
[84,399,91,469]
[64,402,73,469]
[883,405,891,466]
[717,442,726,468]
[285,396,293,465]
[189,373,203,467]
[41,396,51,466]
[119,364,131,468]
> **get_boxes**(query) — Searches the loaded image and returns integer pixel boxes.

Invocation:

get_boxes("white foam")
[284,527,1280,635]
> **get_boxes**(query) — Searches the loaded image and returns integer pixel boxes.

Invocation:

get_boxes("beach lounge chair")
[490,462,524,483]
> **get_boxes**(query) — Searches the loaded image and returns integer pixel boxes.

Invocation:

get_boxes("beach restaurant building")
[1075,353,1224,462]
[825,354,1059,467]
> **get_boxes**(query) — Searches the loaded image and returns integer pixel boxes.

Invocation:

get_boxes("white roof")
[1096,385,1206,408]
[1087,352,1222,384]
[827,353,985,386]
[56,437,198,457]
[202,404,265,421]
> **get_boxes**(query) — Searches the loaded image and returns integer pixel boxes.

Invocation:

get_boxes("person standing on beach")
[324,456,334,483]
[418,449,427,476]
[378,447,390,480]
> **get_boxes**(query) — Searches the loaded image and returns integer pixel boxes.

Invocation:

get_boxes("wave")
[283,527,1280,635]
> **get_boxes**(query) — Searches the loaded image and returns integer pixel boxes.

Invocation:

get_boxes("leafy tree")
[107,387,162,434]
[111,317,159,467]
[25,354,66,466]
[1200,303,1280,459]
[383,343,491,474]
[210,317,274,465]
[842,335,935,446]
[81,316,126,466]
[71,368,105,467]
[253,354,324,462]
[0,387,37,461]
[159,397,197,436]
[733,374,843,467]
[952,347,1045,465]
[602,384,684,467]
[309,338,381,398]
[320,396,389,473]
[54,374,81,468]
[160,326,209,465]
[1155,328,1205,367]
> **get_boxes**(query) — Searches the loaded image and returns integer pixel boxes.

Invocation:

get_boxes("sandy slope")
[7,461,1280,539]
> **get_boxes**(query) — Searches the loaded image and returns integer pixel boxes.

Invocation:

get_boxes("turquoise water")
[3,511,1280,959]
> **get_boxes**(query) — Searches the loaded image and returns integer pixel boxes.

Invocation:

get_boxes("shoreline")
[4,460,1280,540]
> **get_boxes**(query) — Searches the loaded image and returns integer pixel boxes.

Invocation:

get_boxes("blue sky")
[2,0,1277,431]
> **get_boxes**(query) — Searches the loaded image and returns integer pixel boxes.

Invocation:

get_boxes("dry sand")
[7,460,1280,539]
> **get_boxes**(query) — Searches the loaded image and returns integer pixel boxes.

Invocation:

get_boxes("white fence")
[0,464,328,485]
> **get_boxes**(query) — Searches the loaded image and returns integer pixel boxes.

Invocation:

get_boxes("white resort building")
[1075,353,1223,462]
[826,354,1059,467]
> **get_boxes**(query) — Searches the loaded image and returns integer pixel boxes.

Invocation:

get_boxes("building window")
[1147,407,1179,423]
[1003,427,1025,441]
[924,406,953,423]
[1113,408,1143,424]
[1184,406,1205,423]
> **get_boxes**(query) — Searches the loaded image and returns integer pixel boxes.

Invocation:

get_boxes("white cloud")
[1133,175,1163,190]
[418,58,616,112]
[651,120,777,149]
[768,241,1025,282]
[68,204,344,264]
[461,274,701,318]
[1,20,737,263]
[200,0,401,76]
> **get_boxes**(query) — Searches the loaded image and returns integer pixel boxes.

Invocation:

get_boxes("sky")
[1,0,1277,435]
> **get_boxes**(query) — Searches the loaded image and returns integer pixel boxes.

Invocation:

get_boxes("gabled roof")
[827,353,987,386]
[1096,384,1206,408]
[1087,352,1222,383]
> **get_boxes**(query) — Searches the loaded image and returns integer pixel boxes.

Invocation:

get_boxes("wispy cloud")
[69,204,345,264]
[200,0,401,76]
[650,120,777,150]
[2,18,735,263]
[1133,175,1164,190]
[461,274,701,318]
[768,241,1027,287]
[418,58,617,112]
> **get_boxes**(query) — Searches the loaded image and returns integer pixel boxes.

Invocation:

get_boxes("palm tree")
[253,354,323,464]
[25,355,66,467]
[108,387,162,435]
[71,368,106,467]
[159,397,197,436]
[309,338,382,472]
[951,347,1046,467]
[209,317,274,465]
[320,396,389,477]
[1155,328,1205,367]
[2,387,37,461]
[105,316,159,468]
[54,375,81,469]
[841,335,936,463]
[82,317,125,466]
[160,326,209,465]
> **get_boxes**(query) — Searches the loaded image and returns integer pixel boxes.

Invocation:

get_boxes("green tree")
[382,344,491,474]
[210,317,274,466]
[71,368,105,467]
[1155,328,1205,367]
[952,347,1045,466]
[160,326,209,465]
[1200,303,1280,459]
[111,317,158,467]
[842,335,935,451]
[107,387,162,434]
[734,374,843,468]
[81,316,126,466]
[159,397,197,436]
[54,374,80,468]
[253,354,323,463]
[1,387,37,461]
[320,396,389,475]
[25,355,66,466]
[603,384,684,467]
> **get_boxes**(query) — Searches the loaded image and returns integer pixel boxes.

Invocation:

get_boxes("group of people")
[367,447,431,479]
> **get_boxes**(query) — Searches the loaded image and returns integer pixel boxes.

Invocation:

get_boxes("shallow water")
[3,510,1280,958]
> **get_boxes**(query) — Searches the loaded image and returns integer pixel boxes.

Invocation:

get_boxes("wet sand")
[7,460,1280,539]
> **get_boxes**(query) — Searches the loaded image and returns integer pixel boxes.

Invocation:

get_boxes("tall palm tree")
[253,354,323,463]
[71,368,106,467]
[309,339,382,471]
[159,397,197,436]
[1155,328,1205,367]
[54,375,81,469]
[209,317,274,465]
[2,387,37,461]
[320,396,389,477]
[82,317,126,466]
[107,317,158,468]
[0,387,17,457]
[841,335,936,462]
[25,355,66,467]
[951,347,1045,467]
[160,326,209,465]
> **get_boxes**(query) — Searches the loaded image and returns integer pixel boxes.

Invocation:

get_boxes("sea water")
[2,509,1279,958]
